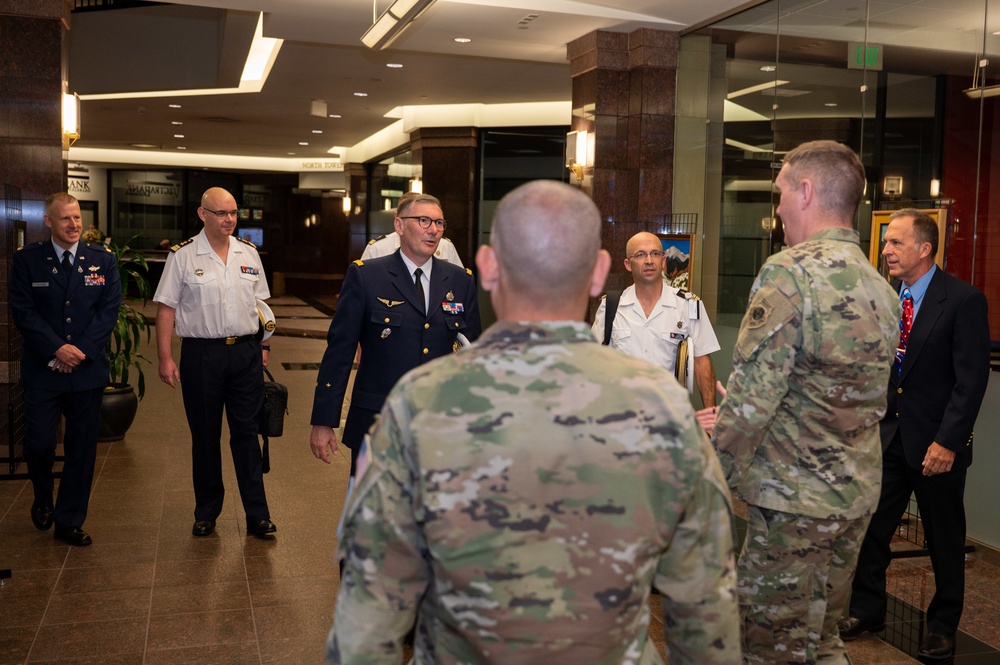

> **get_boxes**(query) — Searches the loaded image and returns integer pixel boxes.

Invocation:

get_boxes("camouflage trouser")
[738,506,871,665]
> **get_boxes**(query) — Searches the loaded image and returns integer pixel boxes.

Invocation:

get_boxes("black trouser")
[849,432,968,635]
[23,385,103,529]
[180,338,269,524]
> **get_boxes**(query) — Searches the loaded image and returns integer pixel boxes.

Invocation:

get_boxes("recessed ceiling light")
[825,102,838,107]
[171,121,183,125]
[177,146,186,150]
[354,92,368,97]
[386,63,403,68]
[454,37,471,43]
[760,65,776,72]
[168,104,182,108]
[173,134,184,138]
[312,129,323,134]
[298,141,309,146]
[131,143,157,148]
[329,114,341,118]
[288,152,296,155]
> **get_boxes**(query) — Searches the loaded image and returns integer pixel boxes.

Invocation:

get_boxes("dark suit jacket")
[311,250,481,444]
[9,241,122,392]
[881,268,990,471]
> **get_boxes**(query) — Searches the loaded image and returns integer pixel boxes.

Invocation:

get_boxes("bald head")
[481,180,608,319]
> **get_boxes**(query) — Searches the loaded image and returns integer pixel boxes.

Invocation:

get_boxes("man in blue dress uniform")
[9,193,121,547]
[309,193,481,474]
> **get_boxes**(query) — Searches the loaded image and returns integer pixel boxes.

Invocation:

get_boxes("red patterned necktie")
[894,287,913,376]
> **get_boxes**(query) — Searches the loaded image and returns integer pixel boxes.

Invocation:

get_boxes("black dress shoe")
[838,616,885,641]
[917,632,955,659]
[192,520,216,537]
[247,519,277,538]
[53,527,92,547]
[31,501,54,531]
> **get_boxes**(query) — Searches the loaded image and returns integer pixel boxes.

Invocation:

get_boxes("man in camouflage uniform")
[710,141,901,664]
[327,180,740,665]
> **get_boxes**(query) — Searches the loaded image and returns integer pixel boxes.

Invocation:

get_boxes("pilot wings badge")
[377,297,405,307]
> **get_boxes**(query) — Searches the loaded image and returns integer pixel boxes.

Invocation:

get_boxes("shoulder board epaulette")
[442,237,454,245]
[354,259,364,267]
[18,241,45,252]
[676,289,701,301]
[466,268,473,276]
[236,236,256,248]
[367,234,387,246]
[170,237,195,253]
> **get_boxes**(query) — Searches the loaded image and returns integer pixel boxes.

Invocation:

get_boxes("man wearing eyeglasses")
[154,187,276,540]
[361,191,464,267]
[592,231,721,410]
[310,193,481,476]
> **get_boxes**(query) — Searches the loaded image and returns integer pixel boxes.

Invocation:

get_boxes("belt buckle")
[225,336,237,345]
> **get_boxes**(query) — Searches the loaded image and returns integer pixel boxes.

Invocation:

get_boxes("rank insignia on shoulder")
[367,234,387,245]
[354,259,364,267]
[236,236,256,247]
[466,268,473,276]
[441,302,464,314]
[171,238,194,252]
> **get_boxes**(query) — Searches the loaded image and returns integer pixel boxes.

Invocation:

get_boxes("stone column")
[411,127,478,266]
[567,28,679,298]
[1,1,69,458]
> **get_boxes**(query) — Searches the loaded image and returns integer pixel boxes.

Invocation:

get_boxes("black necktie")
[61,250,72,273]
[413,268,426,315]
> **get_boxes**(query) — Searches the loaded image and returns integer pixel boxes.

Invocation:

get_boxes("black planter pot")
[99,384,139,442]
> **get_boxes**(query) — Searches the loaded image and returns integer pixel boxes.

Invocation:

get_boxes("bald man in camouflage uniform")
[328,180,740,665]
[711,141,900,665]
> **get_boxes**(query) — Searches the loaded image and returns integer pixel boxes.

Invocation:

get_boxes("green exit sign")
[848,42,883,71]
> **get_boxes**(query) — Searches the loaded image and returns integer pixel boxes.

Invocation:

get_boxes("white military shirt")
[153,229,270,339]
[360,232,464,267]
[591,284,721,375]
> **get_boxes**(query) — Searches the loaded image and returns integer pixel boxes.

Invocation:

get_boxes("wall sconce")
[384,198,392,210]
[883,176,902,196]
[930,178,941,198]
[62,92,80,150]
[760,216,777,232]
[409,177,423,194]
[566,129,589,181]
[342,195,351,214]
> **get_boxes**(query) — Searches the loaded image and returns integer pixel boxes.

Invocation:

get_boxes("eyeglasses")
[399,215,447,230]
[629,250,664,261]
[204,209,240,219]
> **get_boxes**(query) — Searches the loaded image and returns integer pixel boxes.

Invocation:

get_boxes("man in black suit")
[839,208,990,659]
[9,193,121,547]
[309,193,481,473]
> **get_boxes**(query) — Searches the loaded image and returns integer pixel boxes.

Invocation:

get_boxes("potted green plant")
[98,235,152,442]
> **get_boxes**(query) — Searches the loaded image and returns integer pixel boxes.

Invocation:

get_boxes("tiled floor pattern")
[0,296,997,664]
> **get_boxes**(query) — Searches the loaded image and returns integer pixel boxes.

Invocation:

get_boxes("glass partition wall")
[692,0,1000,339]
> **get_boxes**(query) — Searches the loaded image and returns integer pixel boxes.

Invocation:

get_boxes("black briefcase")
[260,367,288,438]
[260,367,288,473]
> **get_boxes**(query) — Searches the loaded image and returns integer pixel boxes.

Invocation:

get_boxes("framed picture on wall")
[869,208,947,280]
[657,233,695,291]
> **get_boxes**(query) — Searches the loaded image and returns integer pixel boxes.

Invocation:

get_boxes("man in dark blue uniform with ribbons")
[9,192,121,547]
[309,193,481,474]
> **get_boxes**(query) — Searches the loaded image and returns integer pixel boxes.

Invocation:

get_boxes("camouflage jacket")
[713,227,901,520]
[331,321,740,665]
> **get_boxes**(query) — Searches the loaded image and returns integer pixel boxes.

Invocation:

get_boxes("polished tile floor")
[1,296,998,664]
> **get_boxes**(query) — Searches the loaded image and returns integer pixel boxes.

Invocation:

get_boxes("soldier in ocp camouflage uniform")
[327,180,740,665]
[710,141,901,665]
